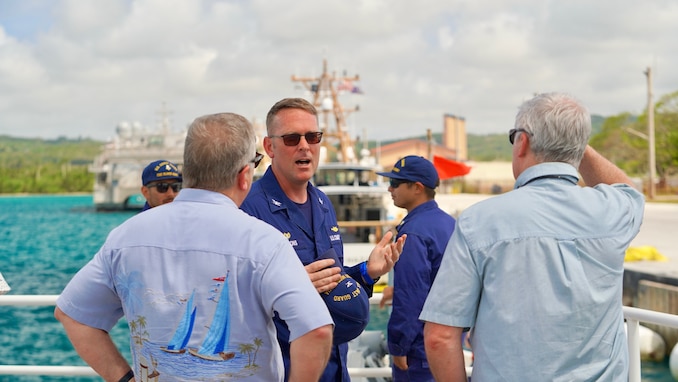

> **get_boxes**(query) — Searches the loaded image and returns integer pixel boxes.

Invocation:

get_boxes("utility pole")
[644,67,656,200]
[427,129,433,161]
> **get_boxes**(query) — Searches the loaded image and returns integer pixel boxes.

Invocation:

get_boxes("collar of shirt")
[174,188,238,208]
[514,162,579,189]
[256,167,329,214]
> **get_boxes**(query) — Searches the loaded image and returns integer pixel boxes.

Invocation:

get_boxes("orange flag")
[433,155,472,180]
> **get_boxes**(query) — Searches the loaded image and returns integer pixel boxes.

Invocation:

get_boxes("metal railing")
[1,294,677,381]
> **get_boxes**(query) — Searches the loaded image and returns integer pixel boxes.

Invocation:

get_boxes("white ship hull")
[90,119,186,211]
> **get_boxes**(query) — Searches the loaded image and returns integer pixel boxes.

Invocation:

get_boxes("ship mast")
[157,101,172,136]
[291,59,360,163]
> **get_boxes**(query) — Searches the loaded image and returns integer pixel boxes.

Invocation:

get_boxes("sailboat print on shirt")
[161,274,235,361]
[160,291,196,354]
[188,273,236,361]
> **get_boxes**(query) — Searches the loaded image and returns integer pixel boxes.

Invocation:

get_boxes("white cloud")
[0,0,676,140]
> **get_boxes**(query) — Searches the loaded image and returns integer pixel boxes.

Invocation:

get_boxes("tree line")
[0,136,101,194]
[0,91,676,195]
[591,90,678,193]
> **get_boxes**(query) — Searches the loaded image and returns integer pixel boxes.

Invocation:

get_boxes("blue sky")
[0,1,53,41]
[0,0,677,141]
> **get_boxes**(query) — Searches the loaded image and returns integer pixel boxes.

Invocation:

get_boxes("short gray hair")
[183,113,256,191]
[514,92,591,168]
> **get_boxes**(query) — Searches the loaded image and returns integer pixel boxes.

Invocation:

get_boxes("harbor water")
[0,195,674,381]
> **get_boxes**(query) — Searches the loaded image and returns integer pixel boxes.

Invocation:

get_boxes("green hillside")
[0,135,102,193]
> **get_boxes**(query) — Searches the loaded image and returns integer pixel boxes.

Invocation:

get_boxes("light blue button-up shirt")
[57,188,332,381]
[420,162,645,381]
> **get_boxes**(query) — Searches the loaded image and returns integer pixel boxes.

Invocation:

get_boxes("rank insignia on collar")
[271,198,282,206]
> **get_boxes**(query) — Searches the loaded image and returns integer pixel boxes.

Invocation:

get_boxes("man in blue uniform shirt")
[376,155,456,382]
[241,97,406,382]
[140,159,182,211]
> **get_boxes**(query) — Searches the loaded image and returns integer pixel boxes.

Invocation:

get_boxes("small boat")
[160,275,235,361]
[187,349,236,361]
[160,291,196,354]
[187,273,235,361]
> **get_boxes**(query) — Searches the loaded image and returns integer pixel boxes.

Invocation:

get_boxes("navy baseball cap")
[142,160,182,186]
[315,248,370,344]
[376,155,439,189]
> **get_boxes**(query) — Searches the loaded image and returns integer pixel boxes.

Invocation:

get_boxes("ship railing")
[1,294,677,381]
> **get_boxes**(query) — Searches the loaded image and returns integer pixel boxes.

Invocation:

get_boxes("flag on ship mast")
[433,155,472,179]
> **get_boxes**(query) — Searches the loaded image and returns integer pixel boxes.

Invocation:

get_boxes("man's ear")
[516,132,530,158]
[141,186,150,200]
[238,165,250,191]
[263,136,274,158]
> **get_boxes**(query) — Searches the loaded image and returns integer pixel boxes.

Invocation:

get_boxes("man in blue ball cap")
[376,155,456,382]
[140,159,182,211]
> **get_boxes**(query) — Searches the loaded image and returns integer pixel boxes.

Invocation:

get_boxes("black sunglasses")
[148,182,181,193]
[389,178,413,188]
[251,152,264,168]
[508,128,531,145]
[269,132,323,146]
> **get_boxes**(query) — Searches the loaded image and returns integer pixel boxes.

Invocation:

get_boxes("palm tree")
[239,343,255,367]
[252,338,263,367]
[129,320,138,334]
[137,316,147,331]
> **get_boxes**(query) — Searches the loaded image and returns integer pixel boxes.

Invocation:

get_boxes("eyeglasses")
[508,128,531,145]
[389,178,413,188]
[251,152,264,168]
[269,132,323,146]
[148,182,181,193]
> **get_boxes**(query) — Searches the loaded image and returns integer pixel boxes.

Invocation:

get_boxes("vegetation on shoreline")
[1,91,676,195]
[0,136,101,194]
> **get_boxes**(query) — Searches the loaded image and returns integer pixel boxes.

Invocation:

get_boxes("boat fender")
[670,343,678,380]
[625,322,666,362]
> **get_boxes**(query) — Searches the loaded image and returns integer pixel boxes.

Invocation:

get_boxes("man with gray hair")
[56,112,333,382]
[421,92,645,381]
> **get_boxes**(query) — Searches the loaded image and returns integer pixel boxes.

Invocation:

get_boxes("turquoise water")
[0,195,674,381]
[1,195,135,381]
